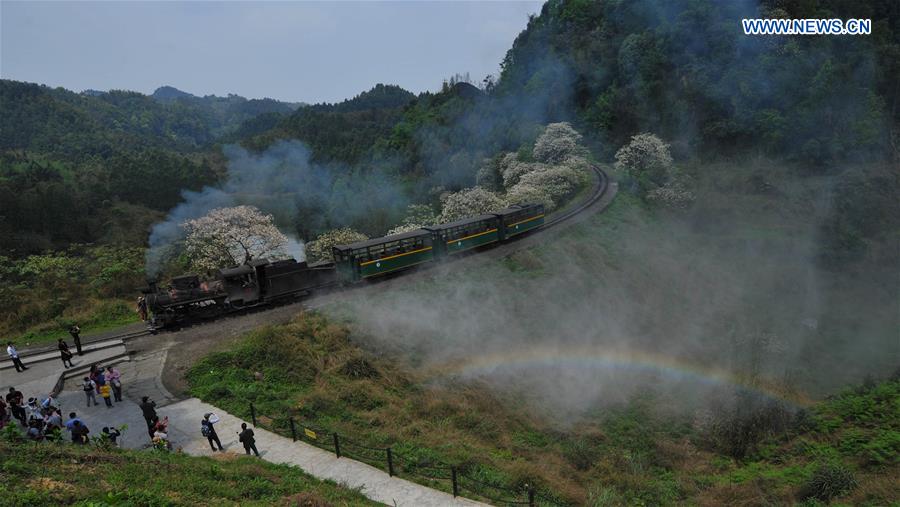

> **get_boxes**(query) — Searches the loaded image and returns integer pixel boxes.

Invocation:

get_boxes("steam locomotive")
[144,203,544,329]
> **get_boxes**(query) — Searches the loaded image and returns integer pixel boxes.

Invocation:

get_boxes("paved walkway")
[25,351,484,507]
[1,341,128,401]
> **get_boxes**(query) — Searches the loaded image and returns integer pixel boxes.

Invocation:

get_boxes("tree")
[614,133,674,192]
[182,206,288,272]
[439,187,508,222]
[305,228,369,263]
[532,122,587,164]
[505,182,556,210]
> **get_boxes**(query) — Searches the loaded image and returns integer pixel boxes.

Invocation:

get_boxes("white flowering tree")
[501,159,548,190]
[182,206,289,272]
[517,166,578,202]
[305,228,369,263]
[614,133,674,191]
[439,187,508,222]
[505,182,556,210]
[532,122,588,164]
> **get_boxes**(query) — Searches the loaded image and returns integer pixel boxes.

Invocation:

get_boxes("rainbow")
[424,345,814,407]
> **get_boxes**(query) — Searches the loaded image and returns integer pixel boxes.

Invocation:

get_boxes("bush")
[305,228,368,263]
[800,464,857,502]
[645,182,696,210]
[705,394,794,459]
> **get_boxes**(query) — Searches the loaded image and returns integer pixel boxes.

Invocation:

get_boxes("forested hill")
[0,80,300,154]
[371,0,898,176]
[239,83,417,163]
[0,81,417,255]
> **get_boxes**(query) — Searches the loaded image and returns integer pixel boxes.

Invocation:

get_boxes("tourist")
[136,297,148,321]
[65,412,83,433]
[44,409,63,433]
[26,397,43,424]
[139,396,158,438]
[105,366,123,402]
[58,339,74,368]
[82,377,97,407]
[40,394,59,415]
[90,365,105,394]
[0,397,9,429]
[201,412,224,452]
[68,324,83,355]
[101,427,122,447]
[26,422,43,441]
[238,422,260,456]
[6,342,27,372]
[152,416,171,450]
[6,387,26,425]
[70,420,90,444]
[99,383,113,408]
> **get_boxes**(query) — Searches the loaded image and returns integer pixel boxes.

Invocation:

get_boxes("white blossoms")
[614,133,674,189]
[532,122,588,164]
[305,228,369,263]
[438,187,509,223]
[384,123,592,236]
[614,132,694,209]
[182,205,289,272]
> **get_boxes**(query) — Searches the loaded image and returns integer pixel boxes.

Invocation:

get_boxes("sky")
[0,1,542,104]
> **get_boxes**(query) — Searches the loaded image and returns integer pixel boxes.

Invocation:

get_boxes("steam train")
[144,202,545,329]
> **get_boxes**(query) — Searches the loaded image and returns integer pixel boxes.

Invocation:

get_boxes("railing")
[248,403,568,506]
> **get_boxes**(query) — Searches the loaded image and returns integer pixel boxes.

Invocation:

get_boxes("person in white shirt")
[6,342,28,372]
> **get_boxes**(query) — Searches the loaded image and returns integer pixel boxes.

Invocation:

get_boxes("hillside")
[186,310,899,506]
[241,83,417,164]
[0,437,377,506]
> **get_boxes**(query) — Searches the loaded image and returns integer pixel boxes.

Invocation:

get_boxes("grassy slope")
[185,310,899,506]
[10,298,140,349]
[0,439,377,506]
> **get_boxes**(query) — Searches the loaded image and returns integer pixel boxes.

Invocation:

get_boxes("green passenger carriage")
[494,203,545,239]
[332,229,435,282]
[331,202,545,283]
[424,214,501,257]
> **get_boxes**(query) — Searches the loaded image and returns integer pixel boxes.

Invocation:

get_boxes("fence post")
[249,403,257,427]
[289,417,297,441]
[332,433,341,458]
[386,447,394,477]
[528,485,535,507]
[451,467,458,497]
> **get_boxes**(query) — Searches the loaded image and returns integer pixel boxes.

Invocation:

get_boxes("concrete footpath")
[1,340,128,401]
[39,354,485,507]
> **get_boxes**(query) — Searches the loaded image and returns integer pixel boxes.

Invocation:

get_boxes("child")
[99,383,113,408]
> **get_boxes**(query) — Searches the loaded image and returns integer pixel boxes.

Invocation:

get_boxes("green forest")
[1,0,898,339]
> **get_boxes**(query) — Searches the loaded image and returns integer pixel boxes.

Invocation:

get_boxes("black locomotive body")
[145,258,335,329]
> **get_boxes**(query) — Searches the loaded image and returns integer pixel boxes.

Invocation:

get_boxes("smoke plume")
[145,140,408,275]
